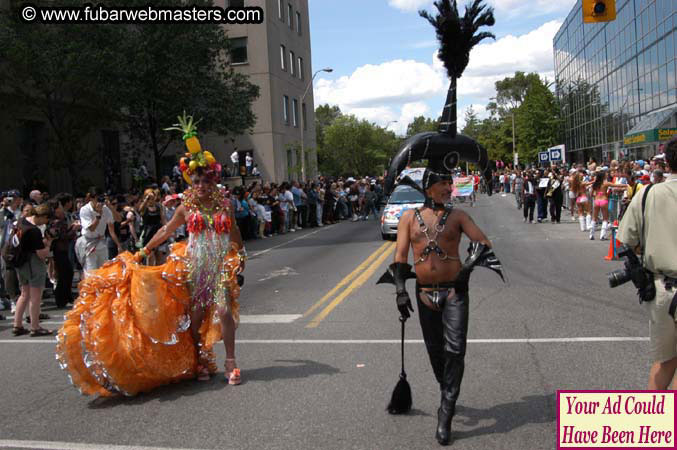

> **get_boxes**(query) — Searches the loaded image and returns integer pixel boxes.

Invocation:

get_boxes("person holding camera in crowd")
[77,187,123,276]
[617,137,677,390]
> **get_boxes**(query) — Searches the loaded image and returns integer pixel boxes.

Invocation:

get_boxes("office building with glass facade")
[554,0,676,163]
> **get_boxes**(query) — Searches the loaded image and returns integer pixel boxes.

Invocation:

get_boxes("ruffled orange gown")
[56,241,241,397]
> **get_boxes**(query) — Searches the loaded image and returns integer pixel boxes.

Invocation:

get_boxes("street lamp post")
[385,120,398,130]
[511,112,517,168]
[300,67,332,181]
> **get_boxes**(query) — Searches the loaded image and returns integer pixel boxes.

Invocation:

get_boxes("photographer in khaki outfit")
[618,137,677,390]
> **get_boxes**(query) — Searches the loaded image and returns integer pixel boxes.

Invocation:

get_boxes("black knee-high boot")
[436,355,465,445]
[436,292,469,445]
[417,286,469,445]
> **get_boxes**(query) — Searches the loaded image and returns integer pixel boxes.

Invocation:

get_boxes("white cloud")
[464,20,561,78]
[457,103,489,130]
[455,20,562,100]
[387,0,431,13]
[388,0,575,19]
[314,59,446,109]
[314,20,562,135]
[488,0,575,18]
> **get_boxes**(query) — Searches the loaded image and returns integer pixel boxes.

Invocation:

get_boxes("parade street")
[0,194,646,450]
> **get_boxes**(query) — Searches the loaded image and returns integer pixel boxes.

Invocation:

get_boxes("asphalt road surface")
[0,193,646,450]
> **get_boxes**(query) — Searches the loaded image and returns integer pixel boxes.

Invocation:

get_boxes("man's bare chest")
[409,210,461,247]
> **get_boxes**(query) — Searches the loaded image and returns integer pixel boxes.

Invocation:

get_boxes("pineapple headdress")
[165,111,221,185]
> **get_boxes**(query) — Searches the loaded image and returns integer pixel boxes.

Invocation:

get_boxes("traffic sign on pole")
[549,147,562,161]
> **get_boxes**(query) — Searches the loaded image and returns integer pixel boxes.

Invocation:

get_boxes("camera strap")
[639,183,655,264]
[668,291,677,319]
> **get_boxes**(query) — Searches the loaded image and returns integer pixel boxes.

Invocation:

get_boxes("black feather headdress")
[420,0,495,81]
[384,0,496,196]
[420,0,495,136]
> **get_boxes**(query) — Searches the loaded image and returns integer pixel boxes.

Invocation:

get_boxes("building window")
[289,51,295,76]
[298,57,303,80]
[292,99,299,127]
[287,3,293,28]
[228,0,244,7]
[296,12,301,34]
[283,95,289,124]
[278,0,283,20]
[229,37,247,64]
[280,45,286,70]
[302,103,307,130]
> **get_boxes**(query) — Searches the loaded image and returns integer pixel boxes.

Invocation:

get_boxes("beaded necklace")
[182,187,231,234]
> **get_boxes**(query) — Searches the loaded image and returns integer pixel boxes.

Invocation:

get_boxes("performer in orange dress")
[56,113,246,396]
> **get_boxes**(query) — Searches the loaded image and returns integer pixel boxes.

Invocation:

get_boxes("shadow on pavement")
[86,359,340,409]
[453,393,556,441]
[87,377,226,409]
[243,359,341,383]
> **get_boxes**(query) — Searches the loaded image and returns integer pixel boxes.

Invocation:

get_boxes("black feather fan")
[419,0,496,79]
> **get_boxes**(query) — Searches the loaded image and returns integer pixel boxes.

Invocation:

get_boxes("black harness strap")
[414,206,453,260]
[414,206,452,229]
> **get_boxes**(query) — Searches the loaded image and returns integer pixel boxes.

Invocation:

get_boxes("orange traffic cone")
[604,224,621,261]
[604,238,616,261]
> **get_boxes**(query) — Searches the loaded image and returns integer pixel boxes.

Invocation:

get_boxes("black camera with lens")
[608,245,656,303]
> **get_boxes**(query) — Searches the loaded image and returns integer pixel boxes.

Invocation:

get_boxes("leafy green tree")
[115,0,259,178]
[315,104,342,149]
[476,116,513,164]
[320,115,397,177]
[515,76,562,162]
[0,1,124,191]
[488,71,542,117]
[405,115,438,137]
[0,0,260,187]
[315,104,342,172]
[461,106,481,139]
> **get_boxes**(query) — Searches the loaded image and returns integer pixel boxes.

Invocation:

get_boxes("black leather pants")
[416,283,469,413]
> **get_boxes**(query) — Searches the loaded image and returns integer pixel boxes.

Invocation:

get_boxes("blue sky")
[309,0,578,135]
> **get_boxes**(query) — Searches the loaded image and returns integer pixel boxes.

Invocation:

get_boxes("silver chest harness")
[413,206,460,265]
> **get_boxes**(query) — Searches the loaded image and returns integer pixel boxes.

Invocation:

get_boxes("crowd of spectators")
[492,150,669,241]
[0,173,386,324]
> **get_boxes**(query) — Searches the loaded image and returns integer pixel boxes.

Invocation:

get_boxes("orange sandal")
[224,359,241,385]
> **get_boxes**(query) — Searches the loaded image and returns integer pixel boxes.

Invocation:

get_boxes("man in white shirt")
[279,183,295,232]
[230,151,239,176]
[245,154,253,175]
[77,188,122,276]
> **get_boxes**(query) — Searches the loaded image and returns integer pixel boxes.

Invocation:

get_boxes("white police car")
[380,168,425,240]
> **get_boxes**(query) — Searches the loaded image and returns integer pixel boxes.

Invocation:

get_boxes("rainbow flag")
[453,177,473,197]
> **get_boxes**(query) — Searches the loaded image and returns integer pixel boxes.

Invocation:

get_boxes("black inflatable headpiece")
[385,0,496,196]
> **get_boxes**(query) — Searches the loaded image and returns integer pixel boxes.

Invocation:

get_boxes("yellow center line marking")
[306,242,396,328]
[301,241,392,318]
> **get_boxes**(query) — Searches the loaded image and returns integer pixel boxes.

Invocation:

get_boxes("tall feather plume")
[420,0,495,135]
[420,0,496,79]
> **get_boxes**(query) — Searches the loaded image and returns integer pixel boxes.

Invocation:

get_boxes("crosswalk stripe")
[0,337,650,344]
[3,314,302,326]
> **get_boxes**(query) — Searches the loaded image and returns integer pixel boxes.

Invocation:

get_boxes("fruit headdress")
[165,112,221,185]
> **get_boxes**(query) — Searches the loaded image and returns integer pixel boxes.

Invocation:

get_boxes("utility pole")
[300,67,333,181]
[511,112,517,168]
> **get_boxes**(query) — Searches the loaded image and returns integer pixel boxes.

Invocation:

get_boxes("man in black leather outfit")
[388,173,495,445]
